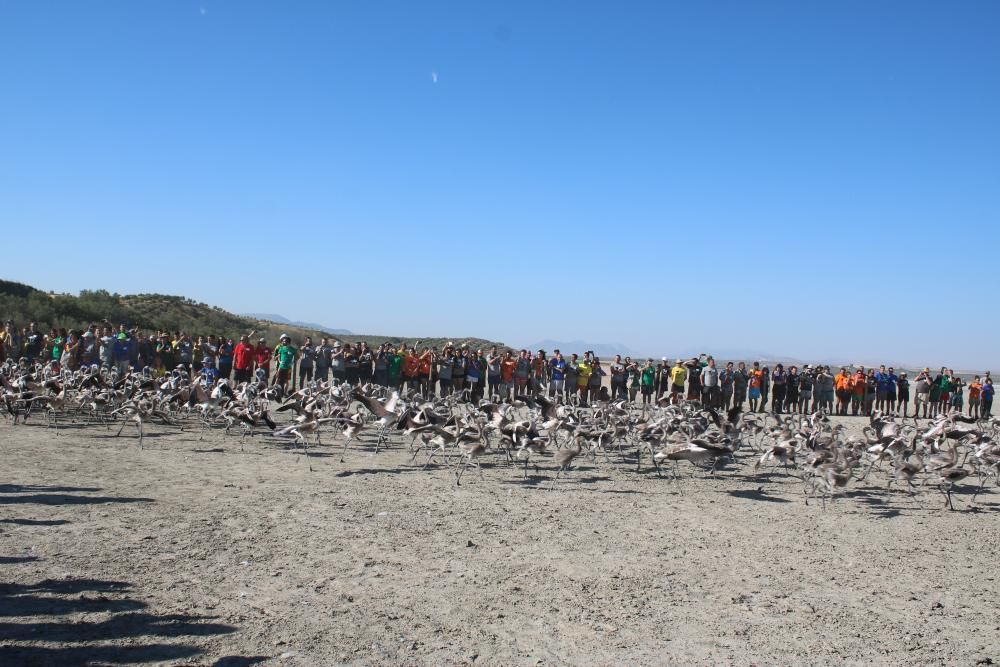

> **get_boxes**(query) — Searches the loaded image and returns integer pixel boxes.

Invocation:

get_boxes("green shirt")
[52,337,63,360]
[641,367,656,386]
[388,353,403,378]
[275,344,297,370]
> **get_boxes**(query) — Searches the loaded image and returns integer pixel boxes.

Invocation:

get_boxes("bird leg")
[339,436,353,464]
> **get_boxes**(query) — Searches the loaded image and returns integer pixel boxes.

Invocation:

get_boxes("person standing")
[950,372,965,413]
[784,366,799,413]
[330,343,346,384]
[314,337,331,382]
[576,355,593,404]
[588,358,605,403]
[387,345,404,389]
[797,366,814,414]
[563,354,579,403]
[874,365,889,413]
[981,378,994,418]
[770,364,786,414]
[834,368,850,415]
[532,350,548,397]
[719,362,735,410]
[863,369,878,416]
[627,357,640,402]
[217,338,234,381]
[667,359,686,405]
[254,338,272,383]
[437,345,454,396]
[640,359,656,405]
[968,376,982,419]
[514,350,531,397]
[500,350,517,401]
[759,365,771,412]
[345,344,361,386]
[357,343,373,386]
[451,347,468,397]
[731,362,749,410]
[176,333,194,374]
[896,372,910,417]
[113,333,131,376]
[298,336,315,389]
[701,357,720,408]
[273,335,297,390]
[686,359,702,403]
[649,358,664,402]
[610,354,627,401]
[913,369,932,418]
[548,351,566,400]
[233,335,254,383]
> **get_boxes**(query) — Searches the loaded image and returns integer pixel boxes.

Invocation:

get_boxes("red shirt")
[402,354,420,378]
[255,345,272,368]
[233,342,254,370]
[501,359,517,382]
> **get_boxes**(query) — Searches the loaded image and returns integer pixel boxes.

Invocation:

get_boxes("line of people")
[3,320,992,419]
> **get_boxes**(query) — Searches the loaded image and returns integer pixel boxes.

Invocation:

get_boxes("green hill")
[0,278,502,350]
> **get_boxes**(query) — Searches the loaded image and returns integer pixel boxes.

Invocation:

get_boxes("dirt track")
[2,414,1000,666]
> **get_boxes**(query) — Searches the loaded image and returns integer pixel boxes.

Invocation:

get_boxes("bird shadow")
[0,519,71,526]
[0,556,40,565]
[335,467,424,477]
[0,494,154,506]
[0,484,101,494]
[213,657,271,667]
[727,489,791,503]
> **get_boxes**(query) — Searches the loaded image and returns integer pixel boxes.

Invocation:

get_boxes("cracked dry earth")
[1,415,1000,665]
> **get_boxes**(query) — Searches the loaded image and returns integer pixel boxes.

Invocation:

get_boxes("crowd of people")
[1,320,993,420]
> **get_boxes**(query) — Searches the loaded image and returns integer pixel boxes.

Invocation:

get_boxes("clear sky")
[2,1,997,367]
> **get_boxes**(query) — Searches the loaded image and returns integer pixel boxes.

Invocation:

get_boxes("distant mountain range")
[241,313,352,336]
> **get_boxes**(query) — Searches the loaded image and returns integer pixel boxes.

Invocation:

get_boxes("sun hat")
[661,357,667,361]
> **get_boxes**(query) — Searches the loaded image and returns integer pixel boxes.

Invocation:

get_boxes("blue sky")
[1,1,997,367]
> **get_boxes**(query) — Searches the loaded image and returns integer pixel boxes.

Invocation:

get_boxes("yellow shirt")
[670,366,687,386]
[577,361,593,386]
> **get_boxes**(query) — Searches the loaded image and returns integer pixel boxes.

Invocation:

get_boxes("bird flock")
[4,358,1000,512]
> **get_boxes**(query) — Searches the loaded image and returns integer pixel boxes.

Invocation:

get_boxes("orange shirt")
[852,372,866,395]
[835,373,851,391]
[501,359,517,382]
[969,382,982,399]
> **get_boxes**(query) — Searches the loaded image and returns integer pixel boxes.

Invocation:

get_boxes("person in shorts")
[273,334,297,390]
[914,368,932,418]
[640,359,656,405]
[968,376,982,419]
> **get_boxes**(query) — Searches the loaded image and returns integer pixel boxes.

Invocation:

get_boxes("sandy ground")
[2,409,1000,666]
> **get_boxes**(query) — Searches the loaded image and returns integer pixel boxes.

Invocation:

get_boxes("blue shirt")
[113,339,131,362]
[550,359,566,381]
[200,366,220,386]
[875,372,896,392]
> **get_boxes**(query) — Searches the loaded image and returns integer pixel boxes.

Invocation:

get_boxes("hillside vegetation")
[0,279,501,350]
